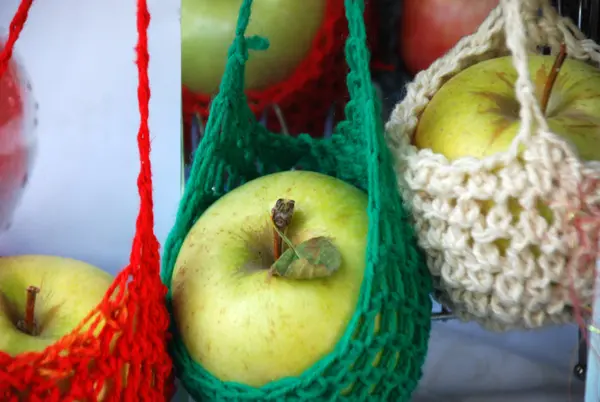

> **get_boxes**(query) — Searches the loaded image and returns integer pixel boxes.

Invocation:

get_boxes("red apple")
[399,0,499,75]
[0,40,36,230]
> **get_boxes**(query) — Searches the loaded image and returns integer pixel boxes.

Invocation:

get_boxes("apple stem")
[540,43,567,115]
[271,198,295,260]
[18,285,40,336]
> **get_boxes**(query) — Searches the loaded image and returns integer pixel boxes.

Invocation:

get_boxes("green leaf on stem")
[269,236,342,280]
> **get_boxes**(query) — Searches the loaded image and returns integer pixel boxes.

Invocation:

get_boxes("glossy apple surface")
[414,55,600,162]
[400,0,498,75]
[182,0,326,94]
[171,170,368,387]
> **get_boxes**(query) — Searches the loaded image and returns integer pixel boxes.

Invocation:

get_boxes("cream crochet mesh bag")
[386,0,600,331]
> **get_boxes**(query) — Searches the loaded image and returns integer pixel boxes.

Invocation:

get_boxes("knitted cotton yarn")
[386,0,600,331]
[162,0,432,400]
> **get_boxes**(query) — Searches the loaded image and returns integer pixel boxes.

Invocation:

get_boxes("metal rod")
[584,263,600,399]
[579,328,588,370]
[432,306,455,322]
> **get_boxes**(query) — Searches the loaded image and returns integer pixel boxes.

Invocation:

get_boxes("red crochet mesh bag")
[181,0,378,145]
[0,1,174,401]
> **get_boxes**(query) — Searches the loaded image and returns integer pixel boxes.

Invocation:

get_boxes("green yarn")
[161,0,432,400]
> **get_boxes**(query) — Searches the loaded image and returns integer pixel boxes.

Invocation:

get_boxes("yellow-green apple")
[170,170,368,387]
[0,254,114,356]
[400,0,499,75]
[181,0,326,94]
[413,54,600,162]
[413,52,600,249]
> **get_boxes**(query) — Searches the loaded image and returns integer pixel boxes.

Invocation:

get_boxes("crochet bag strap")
[328,0,384,186]
[499,0,582,164]
[500,0,549,146]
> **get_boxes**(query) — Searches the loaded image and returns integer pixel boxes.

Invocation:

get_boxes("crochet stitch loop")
[0,0,174,400]
[386,0,600,331]
[161,0,432,401]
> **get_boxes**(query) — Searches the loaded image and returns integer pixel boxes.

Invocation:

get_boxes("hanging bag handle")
[499,0,589,164]
[500,0,551,151]
[0,1,31,77]
[329,0,380,151]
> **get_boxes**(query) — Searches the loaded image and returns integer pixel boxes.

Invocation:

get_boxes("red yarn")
[181,0,377,153]
[0,0,32,79]
[0,1,174,401]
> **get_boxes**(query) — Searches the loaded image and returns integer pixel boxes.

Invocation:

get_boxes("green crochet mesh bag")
[161,0,432,400]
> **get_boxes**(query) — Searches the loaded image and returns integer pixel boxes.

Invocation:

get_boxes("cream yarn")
[386,0,600,330]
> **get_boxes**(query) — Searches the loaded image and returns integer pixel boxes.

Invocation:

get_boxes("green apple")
[171,170,368,387]
[181,0,326,94]
[413,54,600,161]
[0,254,114,356]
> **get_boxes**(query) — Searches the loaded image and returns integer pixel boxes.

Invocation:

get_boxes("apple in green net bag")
[170,170,369,387]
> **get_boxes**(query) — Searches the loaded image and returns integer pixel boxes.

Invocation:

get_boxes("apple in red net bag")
[0,36,37,232]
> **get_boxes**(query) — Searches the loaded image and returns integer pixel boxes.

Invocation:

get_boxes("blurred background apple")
[181,0,326,95]
[399,0,499,75]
